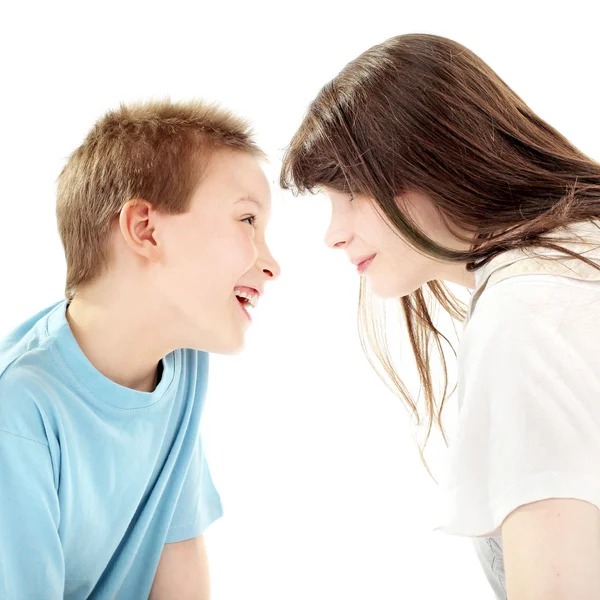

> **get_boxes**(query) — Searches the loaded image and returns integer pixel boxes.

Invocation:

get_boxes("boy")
[0,100,280,598]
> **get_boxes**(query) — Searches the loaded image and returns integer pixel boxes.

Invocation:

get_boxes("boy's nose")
[258,248,281,281]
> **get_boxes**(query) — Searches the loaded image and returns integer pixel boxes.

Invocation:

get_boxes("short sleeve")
[437,276,600,537]
[0,372,65,596]
[0,431,65,597]
[165,437,223,544]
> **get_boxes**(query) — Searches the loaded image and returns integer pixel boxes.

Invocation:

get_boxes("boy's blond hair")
[57,99,264,300]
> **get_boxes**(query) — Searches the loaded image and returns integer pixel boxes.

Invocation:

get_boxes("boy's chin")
[197,335,246,356]
[216,342,246,356]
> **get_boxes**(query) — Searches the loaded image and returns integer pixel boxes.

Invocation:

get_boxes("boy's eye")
[242,215,256,227]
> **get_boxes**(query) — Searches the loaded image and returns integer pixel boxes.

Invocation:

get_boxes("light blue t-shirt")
[0,301,223,599]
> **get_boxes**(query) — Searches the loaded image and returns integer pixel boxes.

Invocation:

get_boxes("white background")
[1,1,599,598]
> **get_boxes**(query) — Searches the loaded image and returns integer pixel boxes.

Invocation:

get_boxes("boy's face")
[154,150,280,354]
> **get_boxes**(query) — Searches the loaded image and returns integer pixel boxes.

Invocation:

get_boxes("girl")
[281,34,600,599]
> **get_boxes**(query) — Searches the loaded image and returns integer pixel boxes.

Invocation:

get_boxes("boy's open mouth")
[234,287,259,309]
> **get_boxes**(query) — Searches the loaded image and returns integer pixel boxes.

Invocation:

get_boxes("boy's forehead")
[206,151,270,197]
[189,155,271,217]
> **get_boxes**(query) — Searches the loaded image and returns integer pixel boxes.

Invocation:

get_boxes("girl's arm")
[502,497,600,599]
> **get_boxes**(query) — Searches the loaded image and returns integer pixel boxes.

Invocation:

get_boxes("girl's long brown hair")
[280,34,600,457]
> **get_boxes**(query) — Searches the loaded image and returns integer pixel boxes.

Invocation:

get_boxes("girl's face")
[323,189,475,298]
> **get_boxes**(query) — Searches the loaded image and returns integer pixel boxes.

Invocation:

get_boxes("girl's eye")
[242,215,256,227]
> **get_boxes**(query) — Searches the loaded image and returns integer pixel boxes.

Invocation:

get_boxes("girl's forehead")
[321,187,348,201]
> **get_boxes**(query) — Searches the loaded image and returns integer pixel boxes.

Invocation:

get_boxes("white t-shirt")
[435,222,600,597]
[439,274,600,537]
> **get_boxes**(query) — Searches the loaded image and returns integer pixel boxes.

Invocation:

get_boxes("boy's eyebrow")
[235,196,263,211]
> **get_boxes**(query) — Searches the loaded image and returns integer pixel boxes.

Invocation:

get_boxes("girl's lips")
[356,254,376,274]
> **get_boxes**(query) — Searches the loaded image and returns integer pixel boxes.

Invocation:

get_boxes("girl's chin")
[369,280,423,300]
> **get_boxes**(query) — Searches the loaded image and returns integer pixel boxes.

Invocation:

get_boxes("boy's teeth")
[235,290,258,308]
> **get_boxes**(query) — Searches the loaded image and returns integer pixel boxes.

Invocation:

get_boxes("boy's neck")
[66,284,170,393]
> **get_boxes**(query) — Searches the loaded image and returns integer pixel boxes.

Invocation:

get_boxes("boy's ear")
[118,199,161,262]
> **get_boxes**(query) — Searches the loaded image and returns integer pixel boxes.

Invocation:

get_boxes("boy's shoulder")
[0,302,62,367]
[0,302,64,446]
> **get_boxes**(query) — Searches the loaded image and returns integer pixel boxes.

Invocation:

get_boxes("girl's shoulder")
[469,220,600,319]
